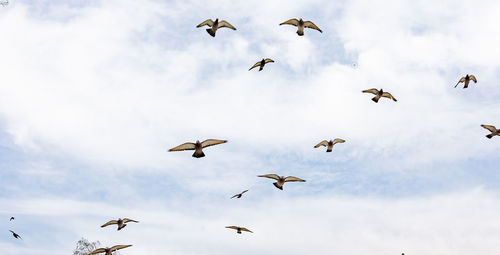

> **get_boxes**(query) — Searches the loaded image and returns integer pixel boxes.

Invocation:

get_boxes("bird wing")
[241,189,248,194]
[240,227,253,233]
[123,218,139,223]
[225,226,239,230]
[88,248,106,255]
[284,176,306,182]
[481,125,497,132]
[218,20,236,30]
[196,19,214,27]
[303,21,322,32]
[332,138,345,145]
[101,220,118,227]
[258,174,280,180]
[280,18,299,26]
[455,77,466,87]
[201,139,227,148]
[362,88,379,95]
[382,92,397,101]
[110,245,133,252]
[169,142,196,151]
[469,75,477,83]
[249,62,261,71]
[314,140,329,148]
[264,58,274,63]
[230,194,238,199]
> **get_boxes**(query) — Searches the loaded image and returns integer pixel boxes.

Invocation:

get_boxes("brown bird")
[231,190,248,199]
[89,245,132,255]
[169,139,227,158]
[314,138,345,152]
[455,74,477,88]
[196,18,236,37]
[101,218,139,231]
[481,124,500,139]
[225,226,253,234]
[249,58,274,71]
[9,230,21,240]
[362,88,397,103]
[279,18,322,36]
[258,174,305,190]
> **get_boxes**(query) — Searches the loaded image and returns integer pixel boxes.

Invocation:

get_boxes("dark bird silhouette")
[362,88,397,103]
[249,58,274,71]
[88,245,132,255]
[481,124,500,139]
[101,218,138,231]
[280,18,322,36]
[231,190,248,199]
[225,226,253,234]
[314,138,345,152]
[258,174,305,190]
[9,230,21,240]
[455,74,477,88]
[9,217,14,221]
[169,139,227,158]
[196,18,236,37]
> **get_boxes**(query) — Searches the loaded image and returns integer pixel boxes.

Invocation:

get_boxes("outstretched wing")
[469,75,477,83]
[218,20,236,30]
[201,139,227,148]
[481,124,497,132]
[197,19,214,27]
[240,189,248,194]
[258,174,280,180]
[123,218,139,223]
[314,140,329,148]
[382,92,397,101]
[240,227,253,233]
[225,226,239,230]
[455,77,466,87]
[101,220,118,228]
[264,58,274,63]
[110,245,133,252]
[362,88,379,95]
[280,18,299,26]
[249,62,261,71]
[332,138,345,145]
[169,142,196,151]
[88,248,106,255]
[284,176,305,182]
[303,21,322,32]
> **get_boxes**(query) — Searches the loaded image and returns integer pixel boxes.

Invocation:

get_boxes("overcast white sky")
[1,0,500,254]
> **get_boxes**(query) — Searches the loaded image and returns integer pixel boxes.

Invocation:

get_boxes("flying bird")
[314,138,345,152]
[481,124,500,139]
[362,88,397,103]
[249,58,274,71]
[258,174,305,190]
[169,139,227,158]
[455,74,477,88]
[9,217,14,221]
[89,245,132,255]
[225,226,253,234]
[101,218,139,231]
[279,18,322,36]
[9,230,21,240]
[231,190,248,199]
[197,18,236,37]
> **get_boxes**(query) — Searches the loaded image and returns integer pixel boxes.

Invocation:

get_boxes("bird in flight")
[314,138,345,152]
[9,230,21,240]
[197,18,236,37]
[225,226,253,234]
[279,18,322,36]
[249,58,274,71]
[455,74,477,88]
[89,245,132,255]
[9,217,14,221]
[231,190,248,199]
[258,174,305,190]
[101,218,139,231]
[362,88,397,103]
[169,139,227,158]
[481,124,500,139]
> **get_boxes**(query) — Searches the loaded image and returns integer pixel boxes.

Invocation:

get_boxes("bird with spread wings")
[197,18,236,37]
[279,18,322,36]
[101,218,139,231]
[89,245,132,255]
[169,139,227,158]
[231,190,248,199]
[481,124,500,139]
[362,88,397,103]
[226,226,253,234]
[258,174,305,190]
[249,58,274,71]
[455,74,477,88]
[314,138,345,152]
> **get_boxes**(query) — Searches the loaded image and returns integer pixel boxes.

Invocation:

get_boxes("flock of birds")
[5,14,499,255]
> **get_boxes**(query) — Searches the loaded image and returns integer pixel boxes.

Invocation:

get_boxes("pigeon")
[362,88,397,103]
[314,139,345,152]
[197,18,236,37]
[225,226,253,234]
[481,125,500,139]
[279,18,322,36]
[9,230,21,240]
[249,58,274,71]
[101,218,139,231]
[169,139,227,158]
[89,245,132,255]
[231,190,248,199]
[455,74,477,88]
[258,174,305,190]
[9,217,14,221]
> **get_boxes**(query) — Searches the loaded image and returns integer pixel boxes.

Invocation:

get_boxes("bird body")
[169,139,227,158]
[89,245,132,255]
[455,74,477,88]
[362,88,397,103]
[258,174,305,190]
[197,18,236,37]
[225,226,253,234]
[279,18,322,36]
[9,230,21,239]
[481,124,500,139]
[231,190,248,199]
[101,218,139,231]
[249,58,274,71]
[314,138,345,152]
[9,217,14,221]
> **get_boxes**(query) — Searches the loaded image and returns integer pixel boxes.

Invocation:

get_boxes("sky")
[0,0,500,254]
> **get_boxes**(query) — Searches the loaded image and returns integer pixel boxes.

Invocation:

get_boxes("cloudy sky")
[1,0,500,254]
